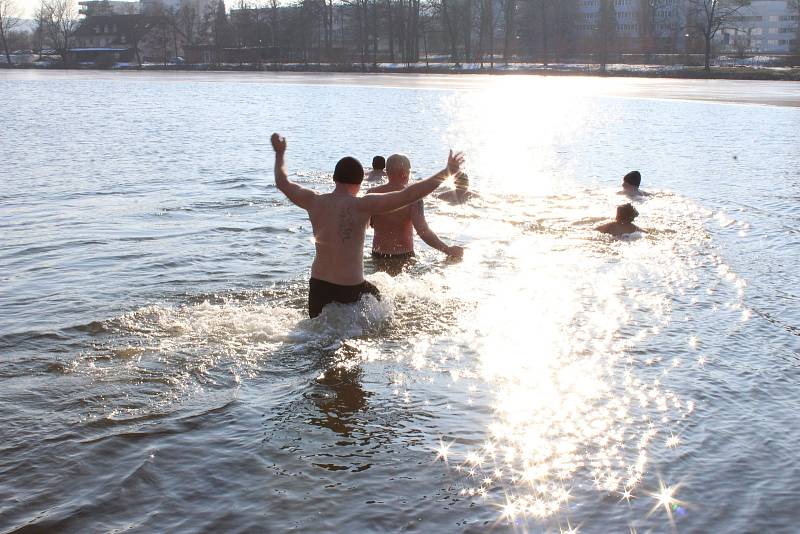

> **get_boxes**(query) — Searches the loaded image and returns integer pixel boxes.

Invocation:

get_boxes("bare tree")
[476,0,493,67]
[460,0,471,61]
[595,0,616,72]
[179,2,201,46]
[686,0,750,71]
[638,0,657,58]
[150,3,188,64]
[128,16,157,65]
[0,0,22,64]
[790,0,800,54]
[39,0,79,63]
[502,0,515,64]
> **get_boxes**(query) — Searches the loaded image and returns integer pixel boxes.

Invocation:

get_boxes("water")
[1,70,799,533]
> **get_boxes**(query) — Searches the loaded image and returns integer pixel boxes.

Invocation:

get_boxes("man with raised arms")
[270,133,464,318]
[367,154,464,274]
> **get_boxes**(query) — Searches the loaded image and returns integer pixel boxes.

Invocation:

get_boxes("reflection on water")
[1,72,799,532]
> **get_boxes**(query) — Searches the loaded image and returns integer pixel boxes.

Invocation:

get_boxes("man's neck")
[387,173,409,187]
[622,183,639,193]
[333,182,360,196]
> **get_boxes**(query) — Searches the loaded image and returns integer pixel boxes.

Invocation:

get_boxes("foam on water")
[2,73,797,533]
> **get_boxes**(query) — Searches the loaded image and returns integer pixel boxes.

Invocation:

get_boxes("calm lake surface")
[1,70,799,533]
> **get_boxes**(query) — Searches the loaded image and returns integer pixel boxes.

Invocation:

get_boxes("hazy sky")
[17,0,40,18]
[17,0,72,19]
[15,0,297,19]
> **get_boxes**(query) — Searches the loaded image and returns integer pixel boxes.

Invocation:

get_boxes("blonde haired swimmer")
[367,153,464,275]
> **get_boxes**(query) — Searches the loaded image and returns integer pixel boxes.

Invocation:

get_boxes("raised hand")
[447,150,465,175]
[271,133,287,155]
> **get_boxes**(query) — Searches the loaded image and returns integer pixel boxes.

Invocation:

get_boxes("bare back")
[307,192,372,285]
[368,182,415,254]
[596,221,643,236]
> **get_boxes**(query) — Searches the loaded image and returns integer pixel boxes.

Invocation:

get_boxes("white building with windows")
[576,0,689,52]
[721,1,798,53]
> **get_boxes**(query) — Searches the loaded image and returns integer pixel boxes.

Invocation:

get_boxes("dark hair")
[333,157,364,185]
[623,170,642,187]
[372,156,386,170]
[616,203,639,223]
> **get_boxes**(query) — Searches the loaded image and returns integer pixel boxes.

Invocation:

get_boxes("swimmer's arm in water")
[411,200,463,257]
[271,133,316,211]
[357,150,464,215]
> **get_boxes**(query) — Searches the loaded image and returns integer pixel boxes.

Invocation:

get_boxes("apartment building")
[722,0,799,53]
[576,0,688,52]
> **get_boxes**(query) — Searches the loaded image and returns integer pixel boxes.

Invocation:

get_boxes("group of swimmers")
[270,133,649,318]
[596,170,650,236]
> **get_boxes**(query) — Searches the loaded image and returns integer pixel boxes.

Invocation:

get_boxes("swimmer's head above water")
[333,156,365,185]
[372,155,386,171]
[616,203,639,223]
[623,170,641,188]
[386,154,412,182]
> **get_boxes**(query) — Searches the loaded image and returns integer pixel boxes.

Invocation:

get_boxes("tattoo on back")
[338,207,353,243]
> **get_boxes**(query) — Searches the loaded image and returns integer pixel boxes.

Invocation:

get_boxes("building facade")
[722,0,799,53]
[576,0,689,53]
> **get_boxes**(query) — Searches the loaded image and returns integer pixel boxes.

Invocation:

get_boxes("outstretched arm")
[411,200,463,257]
[271,133,316,211]
[357,150,464,215]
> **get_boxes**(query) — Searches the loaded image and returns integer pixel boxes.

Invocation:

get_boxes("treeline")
[211,0,585,66]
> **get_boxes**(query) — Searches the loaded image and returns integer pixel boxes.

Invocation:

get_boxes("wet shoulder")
[366,183,394,195]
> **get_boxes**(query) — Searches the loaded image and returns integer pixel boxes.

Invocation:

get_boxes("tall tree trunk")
[442,0,458,64]
[409,0,419,62]
[503,0,516,64]
[371,0,378,65]
[541,1,548,66]
[387,0,394,62]
[463,0,472,62]
[1,26,11,65]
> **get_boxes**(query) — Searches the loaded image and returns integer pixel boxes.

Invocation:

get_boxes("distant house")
[70,14,158,64]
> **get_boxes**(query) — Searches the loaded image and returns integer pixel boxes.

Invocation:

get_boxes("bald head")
[386,154,411,178]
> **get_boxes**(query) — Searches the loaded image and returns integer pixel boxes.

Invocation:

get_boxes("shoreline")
[4,61,800,82]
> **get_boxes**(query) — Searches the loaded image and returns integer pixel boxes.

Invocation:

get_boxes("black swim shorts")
[308,277,382,318]
[371,251,416,260]
[371,251,416,276]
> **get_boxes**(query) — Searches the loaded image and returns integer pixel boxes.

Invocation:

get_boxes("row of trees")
[201,0,799,70]
[2,0,799,69]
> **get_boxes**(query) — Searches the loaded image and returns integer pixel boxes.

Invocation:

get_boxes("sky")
[17,0,72,19]
[14,0,299,19]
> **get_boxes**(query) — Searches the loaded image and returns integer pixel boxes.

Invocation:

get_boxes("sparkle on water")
[2,73,780,532]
